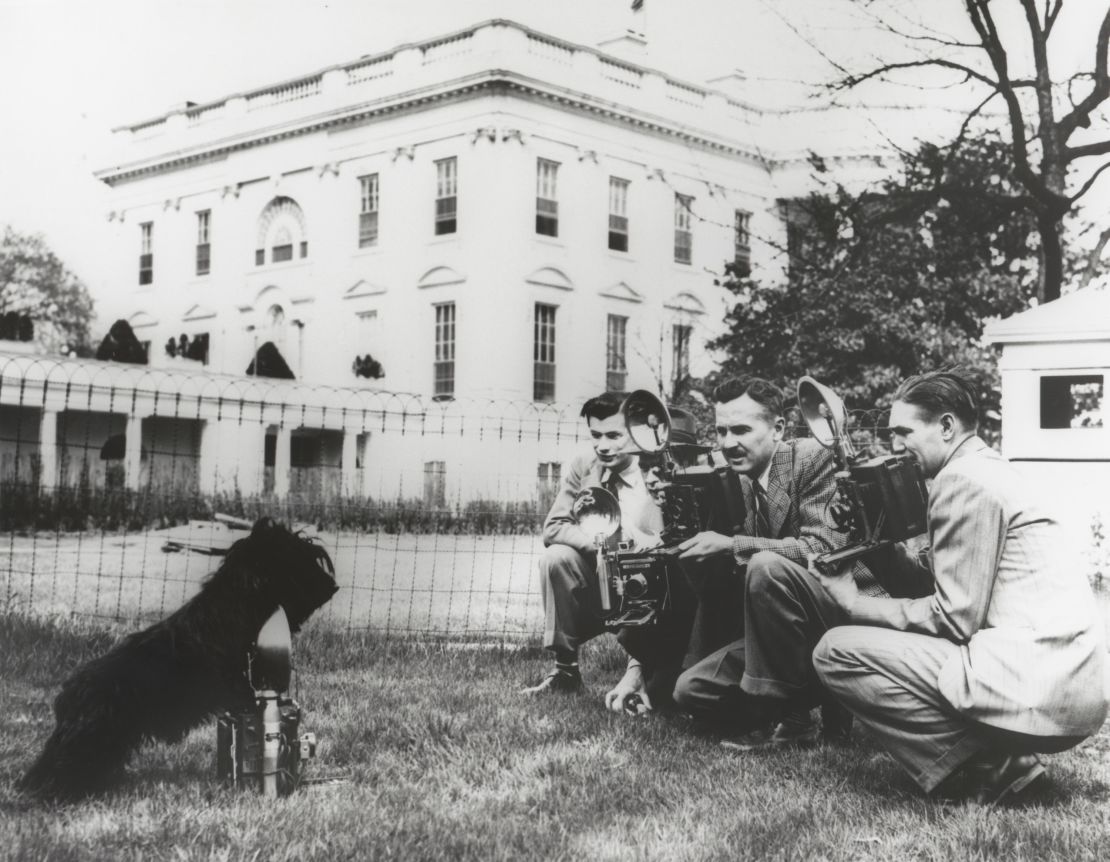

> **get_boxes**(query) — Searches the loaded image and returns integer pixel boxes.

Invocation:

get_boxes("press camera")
[216,607,317,797]
[797,377,929,575]
[572,390,744,628]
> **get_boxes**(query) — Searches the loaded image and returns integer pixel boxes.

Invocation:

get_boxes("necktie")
[603,470,622,501]
[753,479,772,538]
[603,470,623,545]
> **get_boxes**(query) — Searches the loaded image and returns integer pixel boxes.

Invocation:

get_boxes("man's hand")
[808,554,858,615]
[604,663,652,715]
[676,531,733,561]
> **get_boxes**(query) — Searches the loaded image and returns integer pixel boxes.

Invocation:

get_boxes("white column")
[359,432,374,498]
[273,426,291,497]
[341,429,358,498]
[197,419,216,495]
[38,409,57,491]
[124,414,144,490]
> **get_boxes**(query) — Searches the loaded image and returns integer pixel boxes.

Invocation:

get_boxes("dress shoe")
[720,708,818,752]
[969,754,1046,806]
[819,702,853,746]
[521,666,583,695]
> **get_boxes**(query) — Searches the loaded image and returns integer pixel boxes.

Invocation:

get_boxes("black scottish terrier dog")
[19,517,338,801]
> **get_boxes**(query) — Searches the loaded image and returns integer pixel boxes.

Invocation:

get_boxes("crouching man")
[671,377,885,748]
[522,391,694,704]
[813,369,1109,805]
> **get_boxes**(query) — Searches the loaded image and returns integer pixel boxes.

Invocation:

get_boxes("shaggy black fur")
[18,517,338,801]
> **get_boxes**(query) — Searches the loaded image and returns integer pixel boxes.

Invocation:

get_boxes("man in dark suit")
[672,376,883,747]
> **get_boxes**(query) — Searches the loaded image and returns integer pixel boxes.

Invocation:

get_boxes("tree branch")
[947,91,1000,161]
[1066,139,1110,160]
[1068,158,1110,205]
[833,57,1002,92]
[1080,225,1110,288]
[1059,8,1110,138]
[965,0,1060,208]
[1045,0,1064,36]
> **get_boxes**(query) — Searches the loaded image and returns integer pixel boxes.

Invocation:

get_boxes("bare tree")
[833,0,1110,302]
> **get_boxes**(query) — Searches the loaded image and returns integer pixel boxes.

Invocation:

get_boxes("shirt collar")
[601,458,642,487]
[755,443,778,490]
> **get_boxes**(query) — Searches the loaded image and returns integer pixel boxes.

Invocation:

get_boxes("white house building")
[3,19,896,506]
[94,20,794,400]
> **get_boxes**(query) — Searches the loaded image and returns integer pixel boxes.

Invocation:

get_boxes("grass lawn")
[2,613,1109,861]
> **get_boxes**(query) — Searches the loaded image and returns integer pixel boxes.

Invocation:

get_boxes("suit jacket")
[851,437,1109,737]
[542,451,662,556]
[730,437,880,594]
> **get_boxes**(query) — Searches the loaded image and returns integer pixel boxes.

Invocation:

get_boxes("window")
[672,323,692,395]
[272,226,294,263]
[359,174,379,248]
[195,210,211,276]
[606,314,628,392]
[434,302,456,398]
[255,196,307,266]
[609,177,629,252]
[733,209,751,276]
[139,222,153,285]
[1040,375,1104,429]
[165,332,210,365]
[435,157,457,235]
[190,332,210,365]
[674,194,693,264]
[536,158,559,237]
[424,460,446,508]
[534,303,557,402]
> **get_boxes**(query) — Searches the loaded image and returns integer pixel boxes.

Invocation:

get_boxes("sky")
[0,0,1106,302]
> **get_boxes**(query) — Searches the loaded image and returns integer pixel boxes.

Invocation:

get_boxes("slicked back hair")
[893,370,979,430]
[712,377,785,423]
[580,391,628,422]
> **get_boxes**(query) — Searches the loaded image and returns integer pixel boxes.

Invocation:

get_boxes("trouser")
[813,625,1085,793]
[681,555,745,665]
[674,550,845,724]
[539,543,696,706]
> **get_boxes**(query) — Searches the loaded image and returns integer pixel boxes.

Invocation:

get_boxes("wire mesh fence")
[1,351,896,641]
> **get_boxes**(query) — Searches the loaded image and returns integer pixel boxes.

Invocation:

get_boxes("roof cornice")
[96,71,769,186]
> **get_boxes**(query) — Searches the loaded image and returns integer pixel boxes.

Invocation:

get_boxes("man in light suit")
[813,369,1108,804]
[671,377,884,746]
[522,390,671,695]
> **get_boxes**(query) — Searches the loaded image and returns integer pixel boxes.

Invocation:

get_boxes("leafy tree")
[0,225,95,355]
[831,0,1110,302]
[706,137,1037,422]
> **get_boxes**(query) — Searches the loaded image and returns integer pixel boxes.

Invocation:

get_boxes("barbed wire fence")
[1,352,898,641]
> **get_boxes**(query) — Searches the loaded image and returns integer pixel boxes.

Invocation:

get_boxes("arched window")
[255,197,308,265]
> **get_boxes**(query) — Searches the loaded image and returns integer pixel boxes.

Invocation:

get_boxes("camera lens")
[624,573,649,598]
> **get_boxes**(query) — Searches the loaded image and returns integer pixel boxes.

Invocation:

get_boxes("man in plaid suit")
[671,376,884,748]
[812,370,1108,804]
